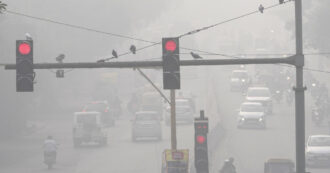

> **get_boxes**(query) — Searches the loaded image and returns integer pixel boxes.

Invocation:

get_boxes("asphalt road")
[1,65,329,173]
[210,65,330,173]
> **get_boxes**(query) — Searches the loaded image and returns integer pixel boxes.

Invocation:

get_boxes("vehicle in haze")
[82,101,115,127]
[131,111,162,141]
[230,70,251,92]
[246,87,273,114]
[141,92,164,120]
[161,149,189,173]
[72,112,108,147]
[264,158,294,173]
[237,102,266,129]
[165,98,195,126]
[306,135,330,167]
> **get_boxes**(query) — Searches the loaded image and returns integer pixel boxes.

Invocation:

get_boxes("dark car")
[83,101,115,127]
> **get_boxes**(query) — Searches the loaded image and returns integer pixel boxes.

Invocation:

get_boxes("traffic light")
[56,70,64,78]
[194,110,209,173]
[162,37,180,90]
[16,40,34,92]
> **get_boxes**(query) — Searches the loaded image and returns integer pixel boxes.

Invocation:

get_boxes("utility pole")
[170,90,177,150]
[294,0,305,173]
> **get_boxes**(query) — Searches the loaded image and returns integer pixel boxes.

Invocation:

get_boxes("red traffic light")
[18,43,31,55]
[196,135,206,144]
[165,40,177,52]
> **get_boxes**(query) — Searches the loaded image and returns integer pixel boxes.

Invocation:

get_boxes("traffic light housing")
[16,40,34,92]
[194,111,209,173]
[162,37,180,90]
[56,70,64,78]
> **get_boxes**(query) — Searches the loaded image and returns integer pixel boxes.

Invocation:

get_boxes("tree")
[0,1,6,13]
[303,1,330,53]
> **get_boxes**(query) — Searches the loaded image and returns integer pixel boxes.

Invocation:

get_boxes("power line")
[178,0,293,38]
[6,0,291,63]
[6,10,157,45]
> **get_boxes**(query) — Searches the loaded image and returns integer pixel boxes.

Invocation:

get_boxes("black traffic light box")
[56,70,64,78]
[162,37,180,90]
[194,110,209,173]
[16,40,34,92]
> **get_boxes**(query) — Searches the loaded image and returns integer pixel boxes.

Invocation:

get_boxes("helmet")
[228,157,234,163]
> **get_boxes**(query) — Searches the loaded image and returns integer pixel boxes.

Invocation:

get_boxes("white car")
[246,87,273,114]
[237,102,266,129]
[306,135,330,167]
[165,99,194,126]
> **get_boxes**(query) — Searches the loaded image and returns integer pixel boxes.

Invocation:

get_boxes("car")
[264,158,294,173]
[165,98,195,126]
[230,70,251,92]
[237,102,266,129]
[141,92,164,120]
[83,101,115,127]
[246,87,273,114]
[306,135,330,167]
[72,112,108,147]
[131,111,162,141]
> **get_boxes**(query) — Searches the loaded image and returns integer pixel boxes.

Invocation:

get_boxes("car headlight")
[241,117,245,121]
[258,117,263,122]
[241,79,246,82]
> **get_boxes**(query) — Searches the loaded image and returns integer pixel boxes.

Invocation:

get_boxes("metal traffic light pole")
[170,89,177,150]
[294,0,306,173]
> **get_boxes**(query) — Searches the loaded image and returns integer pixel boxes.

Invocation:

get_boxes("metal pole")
[294,0,305,173]
[136,68,170,104]
[170,89,177,150]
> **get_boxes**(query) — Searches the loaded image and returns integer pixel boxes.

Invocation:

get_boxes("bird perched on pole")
[130,45,136,54]
[258,4,264,13]
[112,50,118,58]
[190,52,203,60]
[25,33,33,40]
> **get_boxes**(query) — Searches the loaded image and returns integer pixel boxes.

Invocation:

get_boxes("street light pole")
[294,0,306,173]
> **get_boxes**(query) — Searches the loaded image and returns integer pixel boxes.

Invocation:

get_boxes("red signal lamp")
[18,43,31,55]
[165,40,177,52]
[196,135,206,144]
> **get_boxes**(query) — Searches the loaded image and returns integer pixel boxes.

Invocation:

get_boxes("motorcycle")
[273,90,283,103]
[285,89,293,105]
[312,108,323,127]
[44,151,56,169]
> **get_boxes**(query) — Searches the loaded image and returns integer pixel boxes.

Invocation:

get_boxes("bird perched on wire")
[56,54,65,63]
[279,0,284,4]
[190,52,203,60]
[258,4,264,13]
[112,50,118,58]
[130,45,136,54]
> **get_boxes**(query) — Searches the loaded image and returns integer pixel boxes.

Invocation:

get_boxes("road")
[210,65,330,173]
[1,65,329,173]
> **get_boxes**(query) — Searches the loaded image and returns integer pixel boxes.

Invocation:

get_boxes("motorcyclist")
[220,157,236,173]
[43,135,57,161]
